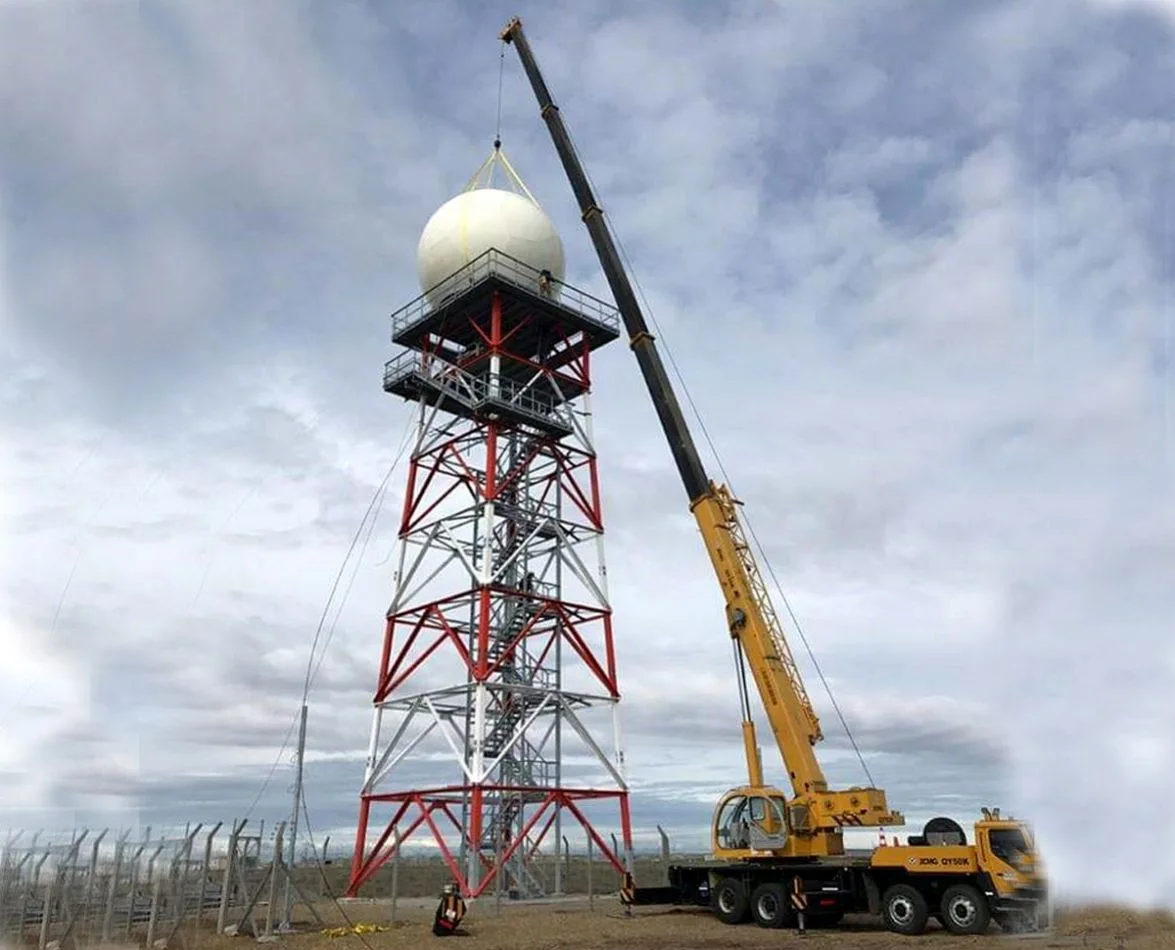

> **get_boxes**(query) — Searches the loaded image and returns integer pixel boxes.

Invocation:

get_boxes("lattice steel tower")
[345,152,634,900]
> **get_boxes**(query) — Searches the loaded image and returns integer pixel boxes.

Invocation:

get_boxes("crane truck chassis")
[625,812,1047,936]
[498,15,1049,936]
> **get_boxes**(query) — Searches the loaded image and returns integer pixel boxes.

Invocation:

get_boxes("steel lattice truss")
[347,268,633,900]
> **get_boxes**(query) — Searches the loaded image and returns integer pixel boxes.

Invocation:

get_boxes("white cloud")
[0,191,83,807]
[1088,0,1175,15]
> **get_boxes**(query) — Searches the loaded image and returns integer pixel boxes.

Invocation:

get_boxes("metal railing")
[390,248,620,341]
[383,350,574,429]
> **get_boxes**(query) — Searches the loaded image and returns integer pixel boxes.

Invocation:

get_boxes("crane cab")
[974,810,1040,880]
[974,810,1047,926]
[711,786,791,859]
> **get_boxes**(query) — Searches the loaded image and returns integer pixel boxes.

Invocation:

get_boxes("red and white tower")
[345,152,634,900]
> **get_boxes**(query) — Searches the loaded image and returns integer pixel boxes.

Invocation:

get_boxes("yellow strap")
[462,144,541,207]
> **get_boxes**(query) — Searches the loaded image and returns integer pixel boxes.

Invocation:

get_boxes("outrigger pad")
[624,886,684,906]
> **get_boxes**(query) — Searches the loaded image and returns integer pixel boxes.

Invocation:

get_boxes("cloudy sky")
[0,0,1172,909]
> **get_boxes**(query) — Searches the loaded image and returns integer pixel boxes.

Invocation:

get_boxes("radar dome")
[416,187,566,307]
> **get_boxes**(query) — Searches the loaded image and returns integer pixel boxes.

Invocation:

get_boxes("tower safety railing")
[388,247,621,342]
[382,349,575,431]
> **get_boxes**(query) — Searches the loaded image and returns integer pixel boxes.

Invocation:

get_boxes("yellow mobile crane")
[499,16,1047,936]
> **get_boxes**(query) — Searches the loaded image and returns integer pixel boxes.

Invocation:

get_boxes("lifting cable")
[302,413,416,698]
[495,40,506,150]
[561,138,878,789]
[462,47,538,206]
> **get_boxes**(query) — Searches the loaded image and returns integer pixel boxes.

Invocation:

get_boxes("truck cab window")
[987,828,1029,862]
[717,796,750,849]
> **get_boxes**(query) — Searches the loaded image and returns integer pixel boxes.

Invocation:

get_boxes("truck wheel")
[712,877,749,925]
[881,883,929,935]
[749,882,789,929]
[940,883,991,935]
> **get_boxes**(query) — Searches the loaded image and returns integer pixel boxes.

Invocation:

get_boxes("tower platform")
[382,350,575,438]
[382,249,621,435]
[391,249,618,366]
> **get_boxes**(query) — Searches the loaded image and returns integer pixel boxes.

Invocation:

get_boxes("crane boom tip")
[499,17,521,42]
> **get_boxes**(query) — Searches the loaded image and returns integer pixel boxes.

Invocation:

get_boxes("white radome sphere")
[416,187,566,307]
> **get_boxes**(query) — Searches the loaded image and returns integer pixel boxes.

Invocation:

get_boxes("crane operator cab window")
[716,793,789,851]
[985,825,1034,871]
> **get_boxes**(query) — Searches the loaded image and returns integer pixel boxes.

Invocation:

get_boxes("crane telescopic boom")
[499,19,708,507]
[500,16,902,855]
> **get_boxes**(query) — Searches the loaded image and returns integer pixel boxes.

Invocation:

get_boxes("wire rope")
[543,105,877,787]
[241,410,416,822]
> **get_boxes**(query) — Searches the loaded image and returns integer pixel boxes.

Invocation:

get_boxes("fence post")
[83,828,109,943]
[37,872,55,950]
[389,827,400,924]
[263,823,285,939]
[0,831,17,939]
[494,834,503,916]
[146,875,163,949]
[67,830,89,898]
[218,821,245,935]
[265,817,283,939]
[54,833,87,949]
[552,832,562,896]
[586,837,594,912]
[102,830,131,943]
[657,826,671,884]
[16,849,33,940]
[31,837,47,891]
[172,824,202,944]
[126,838,151,940]
[195,822,223,941]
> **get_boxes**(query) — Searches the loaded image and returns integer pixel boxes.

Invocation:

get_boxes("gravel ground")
[190,895,1175,950]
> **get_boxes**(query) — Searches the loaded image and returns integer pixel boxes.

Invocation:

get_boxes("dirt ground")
[202,895,1175,950]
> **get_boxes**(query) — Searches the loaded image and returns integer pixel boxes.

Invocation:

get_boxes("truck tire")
[881,883,929,935]
[749,882,789,929]
[940,883,991,935]
[712,877,749,925]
